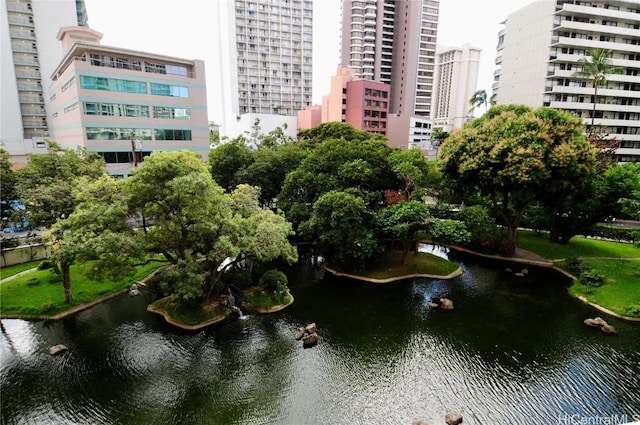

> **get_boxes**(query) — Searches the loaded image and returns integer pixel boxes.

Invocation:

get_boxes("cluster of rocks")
[505,267,529,277]
[584,316,617,335]
[294,322,318,347]
[428,298,454,311]
[413,413,463,425]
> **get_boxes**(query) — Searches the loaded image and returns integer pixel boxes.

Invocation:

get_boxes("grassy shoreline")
[517,230,640,319]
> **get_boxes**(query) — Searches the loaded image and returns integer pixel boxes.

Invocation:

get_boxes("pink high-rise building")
[298,67,389,136]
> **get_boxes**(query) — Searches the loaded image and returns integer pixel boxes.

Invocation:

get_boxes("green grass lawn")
[0,261,167,317]
[361,249,459,280]
[568,259,640,317]
[151,295,229,326]
[0,260,42,280]
[517,230,640,260]
[517,230,640,318]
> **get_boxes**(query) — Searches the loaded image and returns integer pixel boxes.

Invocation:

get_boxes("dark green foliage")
[48,271,62,284]
[565,257,588,275]
[224,270,253,289]
[208,138,253,192]
[0,237,20,249]
[580,269,605,287]
[159,260,206,306]
[26,278,39,286]
[259,269,288,295]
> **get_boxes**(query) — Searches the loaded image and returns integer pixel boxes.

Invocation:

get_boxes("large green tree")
[572,49,624,128]
[440,105,597,244]
[376,201,430,266]
[388,148,432,201]
[208,137,254,192]
[126,151,297,302]
[278,136,398,234]
[43,175,135,302]
[309,190,381,272]
[15,143,105,229]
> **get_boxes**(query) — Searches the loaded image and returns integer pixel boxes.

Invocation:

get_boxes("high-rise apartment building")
[48,27,209,177]
[432,44,482,132]
[493,0,640,163]
[1,0,88,163]
[340,0,439,118]
[216,0,313,140]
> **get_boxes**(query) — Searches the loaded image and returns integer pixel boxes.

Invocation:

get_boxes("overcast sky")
[83,0,536,121]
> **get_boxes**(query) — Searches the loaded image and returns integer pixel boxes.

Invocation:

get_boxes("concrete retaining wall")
[1,244,50,267]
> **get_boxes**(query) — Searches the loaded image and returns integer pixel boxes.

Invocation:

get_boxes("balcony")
[557,3,640,22]
[6,2,32,12]
[12,56,38,67]
[17,82,42,91]
[11,44,37,53]
[7,17,33,26]
[9,29,35,39]
[14,69,40,78]
[19,95,43,103]
[21,108,46,117]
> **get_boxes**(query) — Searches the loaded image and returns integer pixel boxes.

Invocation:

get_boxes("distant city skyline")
[83,0,534,121]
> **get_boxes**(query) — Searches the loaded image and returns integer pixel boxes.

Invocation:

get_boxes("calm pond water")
[1,247,639,425]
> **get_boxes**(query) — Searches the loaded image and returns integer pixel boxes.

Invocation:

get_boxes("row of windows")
[89,54,189,76]
[86,127,192,141]
[79,76,189,98]
[83,102,190,119]
[98,151,151,164]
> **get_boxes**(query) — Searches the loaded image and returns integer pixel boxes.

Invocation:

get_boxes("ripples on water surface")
[1,251,639,425]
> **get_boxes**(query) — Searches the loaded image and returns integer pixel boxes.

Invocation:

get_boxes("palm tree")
[469,89,488,115]
[572,49,624,128]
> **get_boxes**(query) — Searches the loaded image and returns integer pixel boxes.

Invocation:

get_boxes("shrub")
[580,269,605,287]
[26,277,40,286]
[624,304,640,318]
[259,269,288,291]
[565,257,588,275]
[497,239,516,257]
[38,260,54,270]
[48,271,62,284]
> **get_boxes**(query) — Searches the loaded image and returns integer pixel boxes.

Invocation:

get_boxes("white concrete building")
[493,0,640,163]
[215,0,313,141]
[1,0,88,164]
[431,43,482,133]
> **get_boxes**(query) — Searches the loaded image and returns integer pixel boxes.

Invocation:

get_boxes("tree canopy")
[440,105,597,243]
[15,143,105,229]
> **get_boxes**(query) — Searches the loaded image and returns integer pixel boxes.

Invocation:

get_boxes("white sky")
[82,0,535,122]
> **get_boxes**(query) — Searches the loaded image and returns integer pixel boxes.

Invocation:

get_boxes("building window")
[154,129,192,141]
[152,107,191,119]
[150,83,189,98]
[80,76,147,94]
[84,102,149,118]
[86,127,152,140]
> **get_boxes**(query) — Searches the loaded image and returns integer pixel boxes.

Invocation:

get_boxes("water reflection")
[1,253,639,425]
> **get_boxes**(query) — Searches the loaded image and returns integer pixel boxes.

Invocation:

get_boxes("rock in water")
[601,324,617,335]
[49,344,68,356]
[302,332,318,347]
[445,413,463,425]
[294,327,305,340]
[440,298,454,311]
[305,322,317,334]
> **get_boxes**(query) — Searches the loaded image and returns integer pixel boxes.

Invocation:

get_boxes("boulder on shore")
[445,413,463,425]
[601,324,618,335]
[49,344,68,356]
[412,421,429,425]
